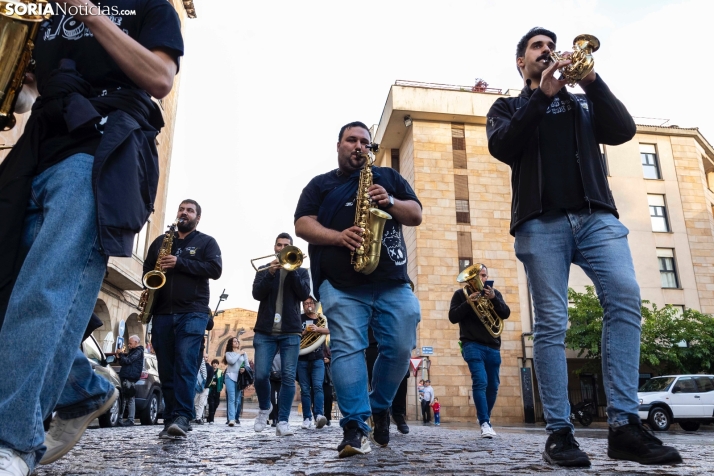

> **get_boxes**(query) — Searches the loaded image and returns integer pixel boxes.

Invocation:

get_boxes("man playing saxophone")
[0,1,183,473]
[486,27,681,467]
[295,121,422,458]
[449,264,509,439]
[145,200,222,439]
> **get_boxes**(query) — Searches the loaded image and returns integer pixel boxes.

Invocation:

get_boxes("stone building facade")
[371,80,714,423]
[0,0,197,352]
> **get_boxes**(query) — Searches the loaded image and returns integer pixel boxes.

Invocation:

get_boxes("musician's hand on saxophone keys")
[159,254,177,270]
[368,184,389,207]
[336,226,364,251]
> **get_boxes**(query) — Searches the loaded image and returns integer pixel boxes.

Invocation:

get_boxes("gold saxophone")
[456,263,504,338]
[0,0,50,130]
[550,34,600,88]
[138,219,179,324]
[351,143,392,275]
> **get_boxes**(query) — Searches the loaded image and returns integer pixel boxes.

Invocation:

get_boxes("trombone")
[251,245,307,273]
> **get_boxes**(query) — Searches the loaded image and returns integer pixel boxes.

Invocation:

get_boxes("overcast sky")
[165,0,712,313]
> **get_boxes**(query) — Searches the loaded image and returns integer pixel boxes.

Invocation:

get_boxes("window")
[675,377,697,393]
[457,231,472,272]
[648,194,669,232]
[599,144,610,176]
[657,248,678,288]
[391,149,400,174]
[640,144,661,179]
[133,220,150,260]
[695,376,714,392]
[454,175,470,224]
[452,123,466,169]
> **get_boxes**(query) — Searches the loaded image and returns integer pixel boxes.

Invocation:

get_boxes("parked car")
[106,352,164,425]
[81,335,122,428]
[638,374,714,431]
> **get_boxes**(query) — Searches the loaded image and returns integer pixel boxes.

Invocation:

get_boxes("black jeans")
[323,382,334,421]
[269,379,281,423]
[421,399,431,423]
[207,391,220,423]
[366,345,409,416]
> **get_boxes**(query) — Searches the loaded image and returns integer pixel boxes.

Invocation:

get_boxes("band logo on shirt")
[43,15,128,42]
[382,228,406,266]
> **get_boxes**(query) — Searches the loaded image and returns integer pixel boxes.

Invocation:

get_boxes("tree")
[565,286,714,375]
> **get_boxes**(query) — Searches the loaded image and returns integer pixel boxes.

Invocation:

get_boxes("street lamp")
[207,290,228,355]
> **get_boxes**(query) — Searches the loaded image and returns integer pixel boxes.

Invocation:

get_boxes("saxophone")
[138,219,179,324]
[0,0,51,130]
[351,143,392,275]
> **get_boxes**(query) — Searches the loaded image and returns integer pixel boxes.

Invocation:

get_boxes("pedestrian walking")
[206,359,224,424]
[223,337,249,426]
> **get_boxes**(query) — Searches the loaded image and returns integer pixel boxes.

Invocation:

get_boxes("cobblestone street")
[36,407,714,475]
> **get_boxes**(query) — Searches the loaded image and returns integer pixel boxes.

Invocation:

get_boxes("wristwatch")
[383,194,394,210]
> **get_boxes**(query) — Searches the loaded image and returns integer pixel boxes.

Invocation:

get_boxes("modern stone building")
[0,0,198,352]
[371,80,714,423]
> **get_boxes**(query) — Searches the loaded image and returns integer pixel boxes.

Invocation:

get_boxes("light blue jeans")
[297,358,325,420]
[0,154,109,471]
[461,341,501,425]
[514,209,641,432]
[253,332,300,422]
[319,280,421,435]
[224,377,243,422]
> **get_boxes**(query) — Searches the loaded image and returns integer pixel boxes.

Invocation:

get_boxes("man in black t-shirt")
[448,264,510,439]
[144,200,222,439]
[295,121,422,457]
[297,296,330,430]
[0,1,183,473]
[486,27,681,468]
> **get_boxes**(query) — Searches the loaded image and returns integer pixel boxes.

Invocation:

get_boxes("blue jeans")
[225,377,243,421]
[151,312,209,421]
[0,154,109,471]
[253,332,300,422]
[514,209,641,432]
[434,411,440,424]
[319,280,421,435]
[462,341,501,425]
[297,359,325,420]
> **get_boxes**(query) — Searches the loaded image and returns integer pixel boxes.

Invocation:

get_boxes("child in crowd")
[432,397,441,425]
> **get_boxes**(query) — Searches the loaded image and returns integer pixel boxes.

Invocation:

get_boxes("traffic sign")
[118,320,126,337]
[409,358,422,373]
[421,346,433,355]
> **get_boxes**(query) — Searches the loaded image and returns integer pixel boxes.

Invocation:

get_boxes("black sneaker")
[192,419,203,425]
[391,413,409,435]
[337,421,372,458]
[608,416,682,465]
[123,420,135,427]
[158,419,173,439]
[168,416,190,438]
[371,410,390,447]
[543,428,591,467]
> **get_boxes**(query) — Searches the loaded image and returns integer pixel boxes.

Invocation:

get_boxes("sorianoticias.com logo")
[3,2,135,17]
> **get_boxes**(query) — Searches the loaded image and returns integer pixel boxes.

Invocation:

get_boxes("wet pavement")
[36,408,714,475]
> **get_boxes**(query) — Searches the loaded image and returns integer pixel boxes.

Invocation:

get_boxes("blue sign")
[421,346,433,355]
[118,320,126,337]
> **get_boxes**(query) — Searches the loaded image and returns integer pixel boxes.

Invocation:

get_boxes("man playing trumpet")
[486,27,681,467]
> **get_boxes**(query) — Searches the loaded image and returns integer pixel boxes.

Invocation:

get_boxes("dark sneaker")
[122,419,135,427]
[168,416,190,438]
[371,410,390,447]
[543,428,591,467]
[391,413,409,434]
[608,416,682,465]
[158,419,173,439]
[337,421,372,458]
[192,419,203,425]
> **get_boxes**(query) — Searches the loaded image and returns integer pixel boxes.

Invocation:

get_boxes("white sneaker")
[276,421,294,436]
[0,448,30,476]
[301,418,314,430]
[315,414,327,429]
[481,422,497,438]
[40,388,119,465]
[228,420,235,427]
[254,403,272,432]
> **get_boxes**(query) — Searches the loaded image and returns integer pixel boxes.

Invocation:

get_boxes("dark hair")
[515,27,557,77]
[211,359,219,365]
[180,199,201,217]
[275,232,293,245]
[338,121,371,142]
[221,336,240,364]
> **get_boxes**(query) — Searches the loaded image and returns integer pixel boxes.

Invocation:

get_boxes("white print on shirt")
[382,228,406,266]
[43,15,128,41]
[546,96,573,115]
[174,246,199,257]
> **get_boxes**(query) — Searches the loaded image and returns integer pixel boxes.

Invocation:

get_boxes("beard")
[177,217,197,233]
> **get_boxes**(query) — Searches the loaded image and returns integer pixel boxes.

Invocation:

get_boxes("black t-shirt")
[538,93,585,212]
[298,313,323,361]
[294,166,421,289]
[33,0,184,170]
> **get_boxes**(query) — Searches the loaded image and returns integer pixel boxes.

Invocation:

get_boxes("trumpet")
[550,34,600,87]
[251,245,307,273]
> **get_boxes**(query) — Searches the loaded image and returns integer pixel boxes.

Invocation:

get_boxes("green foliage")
[565,286,714,375]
